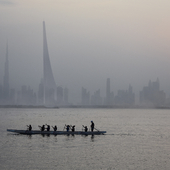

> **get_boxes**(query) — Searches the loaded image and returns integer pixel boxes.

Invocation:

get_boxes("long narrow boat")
[7,129,106,135]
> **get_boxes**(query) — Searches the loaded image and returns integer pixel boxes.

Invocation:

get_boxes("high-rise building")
[81,87,90,105]
[43,21,57,106]
[3,42,9,104]
[140,78,165,106]
[91,89,102,105]
[105,78,114,105]
[106,78,110,105]
[114,84,135,105]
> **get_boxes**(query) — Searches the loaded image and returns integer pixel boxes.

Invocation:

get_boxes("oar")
[82,125,86,130]
[94,127,100,132]
[82,125,85,131]
[94,127,104,135]
[26,125,29,130]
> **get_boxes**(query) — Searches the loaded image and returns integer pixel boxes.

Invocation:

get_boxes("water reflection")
[64,134,76,142]
[91,135,94,142]
[81,134,95,142]
[27,135,32,139]
[41,134,50,137]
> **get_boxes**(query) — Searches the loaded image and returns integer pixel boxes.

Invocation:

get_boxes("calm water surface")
[1,108,170,170]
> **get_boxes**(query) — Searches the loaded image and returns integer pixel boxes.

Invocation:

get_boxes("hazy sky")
[0,0,170,103]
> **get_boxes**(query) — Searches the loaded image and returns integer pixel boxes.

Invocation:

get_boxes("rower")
[52,125,57,131]
[84,126,88,132]
[71,125,75,132]
[39,125,45,131]
[66,125,70,132]
[91,121,95,132]
[46,124,50,131]
[82,125,88,132]
[27,125,32,131]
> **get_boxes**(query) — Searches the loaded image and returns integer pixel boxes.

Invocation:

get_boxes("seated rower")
[66,125,70,132]
[52,125,57,131]
[71,125,75,132]
[39,125,45,131]
[27,125,32,131]
[84,126,88,132]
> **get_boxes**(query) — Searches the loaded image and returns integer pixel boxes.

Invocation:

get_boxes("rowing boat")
[7,129,106,135]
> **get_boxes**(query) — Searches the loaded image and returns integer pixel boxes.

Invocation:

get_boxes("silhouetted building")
[16,85,36,105]
[115,84,135,105]
[140,78,166,106]
[104,78,114,105]
[91,89,102,105]
[43,21,57,106]
[81,87,90,105]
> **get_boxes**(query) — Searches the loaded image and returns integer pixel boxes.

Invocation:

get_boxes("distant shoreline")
[0,105,170,109]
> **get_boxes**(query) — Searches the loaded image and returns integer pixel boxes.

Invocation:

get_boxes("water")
[1,108,170,170]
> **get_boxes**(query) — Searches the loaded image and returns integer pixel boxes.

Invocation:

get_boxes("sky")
[0,0,170,103]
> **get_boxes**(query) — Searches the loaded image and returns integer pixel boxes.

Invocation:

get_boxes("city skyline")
[0,44,168,107]
[0,21,169,106]
[1,1,170,105]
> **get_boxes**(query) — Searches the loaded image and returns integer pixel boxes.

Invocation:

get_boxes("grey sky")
[0,0,15,6]
[0,0,170,103]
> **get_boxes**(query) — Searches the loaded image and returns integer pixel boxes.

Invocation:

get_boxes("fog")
[0,0,170,104]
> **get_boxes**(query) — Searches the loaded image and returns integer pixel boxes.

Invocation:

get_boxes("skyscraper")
[81,87,90,105]
[105,78,114,105]
[43,21,57,105]
[106,78,110,105]
[3,42,9,104]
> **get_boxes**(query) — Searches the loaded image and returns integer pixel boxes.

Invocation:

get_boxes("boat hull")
[7,129,106,135]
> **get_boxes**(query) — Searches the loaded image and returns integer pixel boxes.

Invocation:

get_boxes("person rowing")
[66,125,70,132]
[71,125,75,132]
[91,121,95,132]
[27,125,32,131]
[38,125,45,131]
[52,125,57,131]
[82,125,88,132]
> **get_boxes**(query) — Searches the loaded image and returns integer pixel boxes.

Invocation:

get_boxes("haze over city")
[0,0,170,105]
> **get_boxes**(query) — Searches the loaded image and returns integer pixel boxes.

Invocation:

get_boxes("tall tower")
[43,21,57,105]
[3,42,9,104]
[106,78,110,105]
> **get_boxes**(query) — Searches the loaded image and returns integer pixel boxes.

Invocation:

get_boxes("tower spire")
[43,21,57,105]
